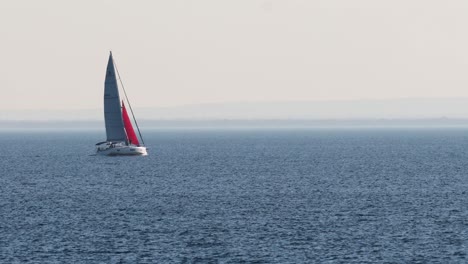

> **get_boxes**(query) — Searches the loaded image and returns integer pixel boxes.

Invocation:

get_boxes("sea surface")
[1,129,468,263]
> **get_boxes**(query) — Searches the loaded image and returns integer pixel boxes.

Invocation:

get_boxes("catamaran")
[96,52,148,156]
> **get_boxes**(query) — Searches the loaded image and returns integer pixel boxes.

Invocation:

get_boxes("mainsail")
[104,52,127,142]
[122,101,140,146]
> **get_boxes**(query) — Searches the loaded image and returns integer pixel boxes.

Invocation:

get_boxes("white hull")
[96,145,148,156]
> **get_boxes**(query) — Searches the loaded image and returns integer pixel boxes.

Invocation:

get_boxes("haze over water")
[1,129,468,263]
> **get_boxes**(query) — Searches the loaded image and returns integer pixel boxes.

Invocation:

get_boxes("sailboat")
[96,52,148,156]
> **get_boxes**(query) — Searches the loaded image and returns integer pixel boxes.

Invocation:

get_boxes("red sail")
[121,101,140,146]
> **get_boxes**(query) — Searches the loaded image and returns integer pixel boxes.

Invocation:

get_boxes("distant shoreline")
[2,118,468,130]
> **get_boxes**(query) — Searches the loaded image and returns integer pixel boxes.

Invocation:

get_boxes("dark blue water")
[1,129,468,263]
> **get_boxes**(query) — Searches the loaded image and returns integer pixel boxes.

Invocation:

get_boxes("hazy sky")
[2,0,468,110]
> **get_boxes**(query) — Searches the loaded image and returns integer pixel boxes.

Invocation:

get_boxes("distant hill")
[2,98,468,120]
[2,118,468,130]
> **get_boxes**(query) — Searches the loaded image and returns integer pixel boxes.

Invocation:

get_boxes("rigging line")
[113,58,146,146]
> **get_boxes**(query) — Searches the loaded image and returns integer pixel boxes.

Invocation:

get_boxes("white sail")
[104,52,127,142]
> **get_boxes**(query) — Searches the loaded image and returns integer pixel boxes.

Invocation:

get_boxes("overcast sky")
[2,0,468,111]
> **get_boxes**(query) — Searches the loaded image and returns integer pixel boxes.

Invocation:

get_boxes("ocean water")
[1,129,468,263]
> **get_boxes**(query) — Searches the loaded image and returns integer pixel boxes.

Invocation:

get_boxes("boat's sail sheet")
[104,52,127,142]
[122,101,140,146]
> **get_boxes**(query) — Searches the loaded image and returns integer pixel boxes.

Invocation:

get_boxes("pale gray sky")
[2,0,468,111]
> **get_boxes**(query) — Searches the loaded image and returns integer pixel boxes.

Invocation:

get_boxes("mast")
[112,55,146,146]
